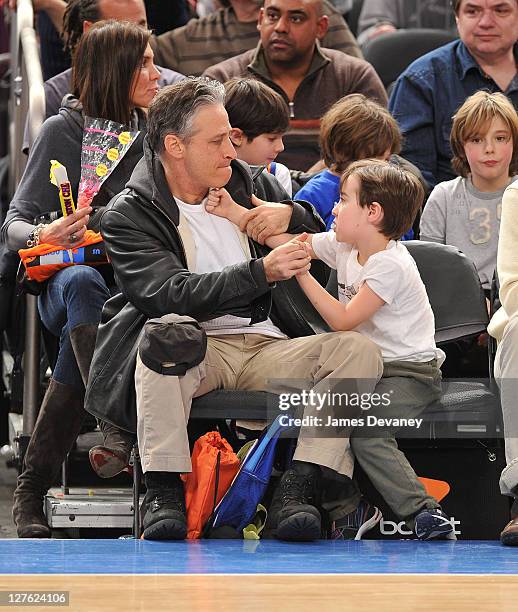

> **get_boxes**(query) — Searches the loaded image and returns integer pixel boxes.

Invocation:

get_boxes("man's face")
[258,0,328,66]
[98,0,148,27]
[456,0,518,59]
[181,104,237,191]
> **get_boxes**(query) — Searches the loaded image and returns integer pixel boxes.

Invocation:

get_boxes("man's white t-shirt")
[312,232,444,363]
[175,196,286,338]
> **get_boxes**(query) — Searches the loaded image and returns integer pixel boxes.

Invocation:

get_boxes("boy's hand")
[262,241,311,283]
[206,188,243,224]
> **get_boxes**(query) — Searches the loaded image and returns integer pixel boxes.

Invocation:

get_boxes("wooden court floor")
[2,574,518,611]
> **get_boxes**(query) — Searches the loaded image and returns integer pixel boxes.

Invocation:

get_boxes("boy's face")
[232,132,285,166]
[463,116,514,187]
[332,175,370,244]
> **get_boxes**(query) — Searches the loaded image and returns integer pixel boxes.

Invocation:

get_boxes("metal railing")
[7,0,45,435]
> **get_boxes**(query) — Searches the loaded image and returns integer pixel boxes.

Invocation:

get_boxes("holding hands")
[262,237,311,283]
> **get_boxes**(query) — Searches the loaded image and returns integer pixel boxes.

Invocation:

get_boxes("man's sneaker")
[142,475,187,541]
[270,463,322,542]
[414,508,454,540]
[330,499,382,540]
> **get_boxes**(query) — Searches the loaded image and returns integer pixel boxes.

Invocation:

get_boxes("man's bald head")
[263,0,324,17]
[63,0,148,56]
[98,0,147,27]
[259,0,329,67]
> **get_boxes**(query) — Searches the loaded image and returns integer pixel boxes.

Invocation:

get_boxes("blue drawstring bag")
[204,416,285,535]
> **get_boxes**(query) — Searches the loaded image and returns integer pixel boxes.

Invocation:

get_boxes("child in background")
[295,93,401,230]
[224,78,293,196]
[420,91,518,292]
[207,160,454,540]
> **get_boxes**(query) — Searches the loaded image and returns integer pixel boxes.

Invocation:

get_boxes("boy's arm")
[206,188,319,255]
[297,273,385,331]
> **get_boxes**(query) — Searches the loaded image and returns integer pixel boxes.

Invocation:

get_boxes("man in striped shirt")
[151,0,362,76]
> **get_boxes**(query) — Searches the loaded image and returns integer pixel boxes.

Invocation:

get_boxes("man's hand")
[239,197,292,244]
[262,240,311,283]
[206,187,245,225]
[369,23,397,40]
[38,206,92,248]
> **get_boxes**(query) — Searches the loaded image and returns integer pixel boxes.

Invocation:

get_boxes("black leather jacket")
[85,138,328,432]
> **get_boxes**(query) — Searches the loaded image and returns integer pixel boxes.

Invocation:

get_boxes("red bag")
[181,431,240,540]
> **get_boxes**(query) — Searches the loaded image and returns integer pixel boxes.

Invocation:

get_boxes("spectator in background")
[357,0,457,46]
[43,0,184,121]
[204,0,386,171]
[5,21,158,538]
[151,0,363,77]
[295,94,400,230]
[224,78,293,196]
[389,0,518,189]
[420,91,518,291]
[488,181,518,546]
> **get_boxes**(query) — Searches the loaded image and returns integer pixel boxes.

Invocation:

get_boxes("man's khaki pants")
[135,327,383,476]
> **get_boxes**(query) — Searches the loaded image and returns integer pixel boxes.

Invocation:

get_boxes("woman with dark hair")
[2,19,160,538]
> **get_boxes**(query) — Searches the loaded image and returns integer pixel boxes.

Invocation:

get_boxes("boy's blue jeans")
[38,265,110,390]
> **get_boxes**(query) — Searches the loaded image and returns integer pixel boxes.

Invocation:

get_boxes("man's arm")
[347,60,388,107]
[357,0,398,45]
[389,72,438,189]
[497,185,518,319]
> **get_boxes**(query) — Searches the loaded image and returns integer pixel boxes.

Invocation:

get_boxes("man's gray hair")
[147,77,226,153]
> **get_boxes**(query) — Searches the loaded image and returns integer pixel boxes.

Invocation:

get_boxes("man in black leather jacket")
[85,77,383,542]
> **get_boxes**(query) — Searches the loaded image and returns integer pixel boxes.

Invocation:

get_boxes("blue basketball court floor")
[2,539,518,611]
[1,539,517,575]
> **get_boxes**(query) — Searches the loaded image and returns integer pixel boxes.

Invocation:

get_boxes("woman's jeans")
[38,266,110,390]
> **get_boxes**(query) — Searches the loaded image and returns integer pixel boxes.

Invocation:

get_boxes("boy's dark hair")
[320,94,401,174]
[72,20,151,126]
[450,90,518,178]
[224,78,290,141]
[340,160,425,240]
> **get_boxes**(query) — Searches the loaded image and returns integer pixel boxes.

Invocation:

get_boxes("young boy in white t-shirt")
[207,159,454,540]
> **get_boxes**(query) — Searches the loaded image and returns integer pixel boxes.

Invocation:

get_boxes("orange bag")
[18,230,107,283]
[181,431,240,540]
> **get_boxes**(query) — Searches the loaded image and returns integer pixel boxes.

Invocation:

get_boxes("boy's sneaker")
[414,508,454,540]
[330,499,382,540]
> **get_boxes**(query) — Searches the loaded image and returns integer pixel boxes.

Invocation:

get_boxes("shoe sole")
[17,525,51,538]
[142,519,187,541]
[417,523,455,541]
[89,447,129,479]
[501,531,518,546]
[276,512,321,541]
[355,507,383,541]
